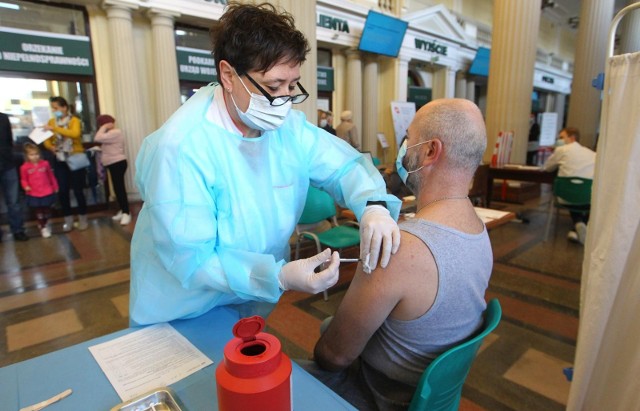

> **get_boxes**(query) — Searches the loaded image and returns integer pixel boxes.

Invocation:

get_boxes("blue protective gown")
[130,84,400,325]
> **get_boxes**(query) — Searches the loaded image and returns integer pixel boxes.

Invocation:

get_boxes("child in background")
[20,143,59,238]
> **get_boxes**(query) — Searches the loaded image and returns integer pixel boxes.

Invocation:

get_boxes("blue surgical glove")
[360,205,401,273]
[279,249,340,294]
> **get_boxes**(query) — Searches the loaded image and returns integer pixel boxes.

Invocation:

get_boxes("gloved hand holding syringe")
[278,250,372,295]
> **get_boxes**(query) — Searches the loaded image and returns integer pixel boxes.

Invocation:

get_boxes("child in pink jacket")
[20,143,58,238]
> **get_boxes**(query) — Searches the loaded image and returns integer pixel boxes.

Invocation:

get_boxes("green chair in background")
[543,177,592,242]
[294,186,360,300]
[408,299,502,411]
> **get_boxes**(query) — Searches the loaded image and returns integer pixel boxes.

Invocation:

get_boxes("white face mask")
[319,119,328,128]
[230,74,292,132]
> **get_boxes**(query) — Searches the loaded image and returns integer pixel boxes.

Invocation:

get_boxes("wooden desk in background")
[487,165,556,207]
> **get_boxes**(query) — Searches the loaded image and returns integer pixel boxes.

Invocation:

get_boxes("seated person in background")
[303,98,493,411]
[543,127,596,244]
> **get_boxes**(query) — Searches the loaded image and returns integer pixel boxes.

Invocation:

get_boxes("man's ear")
[218,60,234,92]
[421,139,443,166]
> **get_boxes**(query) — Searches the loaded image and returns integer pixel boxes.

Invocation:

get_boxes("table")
[474,207,516,230]
[0,306,356,411]
[486,166,556,207]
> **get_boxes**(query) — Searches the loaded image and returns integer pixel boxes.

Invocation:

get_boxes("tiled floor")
[0,188,585,410]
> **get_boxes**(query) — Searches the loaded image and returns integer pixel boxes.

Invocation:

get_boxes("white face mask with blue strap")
[395,139,431,184]
[230,73,292,132]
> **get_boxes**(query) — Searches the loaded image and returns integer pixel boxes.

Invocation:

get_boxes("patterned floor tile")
[7,309,83,352]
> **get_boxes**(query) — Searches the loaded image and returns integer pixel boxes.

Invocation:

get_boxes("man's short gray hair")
[414,99,486,173]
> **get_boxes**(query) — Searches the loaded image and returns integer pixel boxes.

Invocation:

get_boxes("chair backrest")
[408,299,502,411]
[553,177,592,205]
[298,186,337,225]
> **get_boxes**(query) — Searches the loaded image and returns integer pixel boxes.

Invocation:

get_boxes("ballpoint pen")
[339,258,361,263]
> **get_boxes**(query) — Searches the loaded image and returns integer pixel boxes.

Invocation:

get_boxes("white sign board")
[31,106,51,127]
[316,99,330,112]
[390,101,416,147]
[376,132,389,149]
[539,112,558,147]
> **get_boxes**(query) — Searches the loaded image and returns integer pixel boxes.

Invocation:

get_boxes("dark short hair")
[562,127,581,142]
[210,2,310,76]
[49,96,69,108]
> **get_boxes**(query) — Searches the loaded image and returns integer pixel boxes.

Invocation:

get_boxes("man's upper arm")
[313,231,422,371]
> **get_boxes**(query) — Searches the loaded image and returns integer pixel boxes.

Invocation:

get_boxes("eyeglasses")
[242,72,309,106]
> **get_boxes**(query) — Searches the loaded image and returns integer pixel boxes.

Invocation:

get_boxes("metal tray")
[110,388,184,411]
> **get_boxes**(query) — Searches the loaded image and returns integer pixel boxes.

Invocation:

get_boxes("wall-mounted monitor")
[358,10,408,58]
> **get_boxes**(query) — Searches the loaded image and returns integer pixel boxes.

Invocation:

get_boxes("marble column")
[466,80,476,103]
[396,56,410,102]
[455,75,467,99]
[566,0,614,150]
[333,51,347,122]
[345,49,363,149]
[619,0,640,54]
[484,0,541,164]
[554,93,566,134]
[103,0,147,196]
[274,0,317,122]
[362,54,379,154]
[148,8,181,127]
[445,67,457,98]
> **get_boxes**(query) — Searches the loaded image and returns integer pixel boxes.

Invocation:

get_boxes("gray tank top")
[359,218,493,410]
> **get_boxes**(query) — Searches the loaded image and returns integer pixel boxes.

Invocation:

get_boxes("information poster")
[390,101,416,147]
[539,112,558,147]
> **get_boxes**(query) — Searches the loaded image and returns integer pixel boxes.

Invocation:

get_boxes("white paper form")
[88,323,213,401]
[474,207,511,224]
[28,128,53,145]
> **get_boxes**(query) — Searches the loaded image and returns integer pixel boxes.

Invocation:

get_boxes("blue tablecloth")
[0,306,356,410]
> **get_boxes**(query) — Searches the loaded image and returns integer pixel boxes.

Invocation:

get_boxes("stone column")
[333,51,347,122]
[274,0,317,122]
[555,93,566,134]
[396,56,410,102]
[345,49,363,148]
[455,75,467,99]
[432,66,456,99]
[445,67,457,98]
[619,0,640,54]
[362,54,379,154]
[484,0,541,164]
[566,0,614,150]
[148,8,181,127]
[103,0,148,196]
[466,80,476,103]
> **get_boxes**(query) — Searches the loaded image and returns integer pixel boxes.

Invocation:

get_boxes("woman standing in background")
[94,114,131,225]
[43,96,88,231]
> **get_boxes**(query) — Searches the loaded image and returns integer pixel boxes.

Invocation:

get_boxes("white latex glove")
[360,205,401,273]
[279,249,340,294]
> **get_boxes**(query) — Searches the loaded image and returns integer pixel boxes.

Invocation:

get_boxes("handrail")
[608,2,640,58]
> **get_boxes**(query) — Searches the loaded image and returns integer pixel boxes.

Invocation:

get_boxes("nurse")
[130,2,402,325]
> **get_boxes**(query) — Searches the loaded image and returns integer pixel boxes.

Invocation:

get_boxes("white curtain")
[567,52,640,410]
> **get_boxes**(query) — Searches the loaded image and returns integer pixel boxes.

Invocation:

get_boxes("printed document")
[28,128,53,145]
[89,323,213,401]
[474,207,511,224]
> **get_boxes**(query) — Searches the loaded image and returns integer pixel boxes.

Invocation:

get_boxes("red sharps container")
[216,315,292,411]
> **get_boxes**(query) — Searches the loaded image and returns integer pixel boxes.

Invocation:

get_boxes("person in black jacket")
[0,112,28,241]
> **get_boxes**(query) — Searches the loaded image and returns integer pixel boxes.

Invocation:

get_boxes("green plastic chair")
[408,299,502,411]
[543,177,592,241]
[294,186,360,300]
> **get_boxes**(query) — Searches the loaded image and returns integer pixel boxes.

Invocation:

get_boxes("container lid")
[232,315,265,341]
